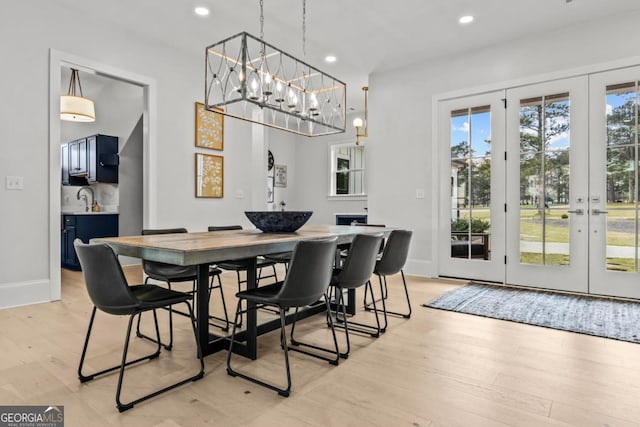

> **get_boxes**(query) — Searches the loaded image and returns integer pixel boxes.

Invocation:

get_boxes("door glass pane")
[604,210,636,272]
[519,93,570,266]
[605,81,639,272]
[450,105,491,260]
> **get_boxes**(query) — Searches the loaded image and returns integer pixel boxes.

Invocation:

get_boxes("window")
[329,143,365,197]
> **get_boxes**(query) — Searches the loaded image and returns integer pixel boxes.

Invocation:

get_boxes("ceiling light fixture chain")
[67,68,84,97]
[259,0,264,41]
[302,0,307,59]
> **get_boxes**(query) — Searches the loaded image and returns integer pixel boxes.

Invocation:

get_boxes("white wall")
[289,112,368,225]
[368,10,640,277]
[267,129,298,211]
[0,2,255,307]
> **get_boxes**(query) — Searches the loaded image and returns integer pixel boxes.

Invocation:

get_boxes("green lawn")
[520,252,636,271]
[460,203,639,271]
[458,203,637,246]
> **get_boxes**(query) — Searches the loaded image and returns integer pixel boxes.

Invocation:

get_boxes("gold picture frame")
[195,153,224,198]
[195,102,224,150]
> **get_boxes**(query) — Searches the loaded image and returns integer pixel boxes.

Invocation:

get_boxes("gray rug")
[423,283,640,343]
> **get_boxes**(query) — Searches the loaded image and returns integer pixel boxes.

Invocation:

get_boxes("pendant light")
[61,68,96,122]
[205,0,346,136]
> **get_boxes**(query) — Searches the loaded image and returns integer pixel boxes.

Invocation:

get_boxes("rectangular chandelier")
[205,32,346,137]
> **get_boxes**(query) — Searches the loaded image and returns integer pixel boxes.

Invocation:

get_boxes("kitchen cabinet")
[61,143,70,185]
[69,138,88,176]
[61,213,119,270]
[62,134,119,185]
[61,142,87,186]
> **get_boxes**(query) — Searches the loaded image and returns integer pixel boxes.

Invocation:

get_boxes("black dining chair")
[208,225,279,322]
[338,223,386,269]
[366,229,413,332]
[137,228,229,352]
[227,237,339,397]
[207,225,279,285]
[74,239,204,412]
[328,232,385,358]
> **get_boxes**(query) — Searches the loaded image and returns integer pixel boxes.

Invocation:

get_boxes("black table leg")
[196,264,210,355]
[245,257,258,360]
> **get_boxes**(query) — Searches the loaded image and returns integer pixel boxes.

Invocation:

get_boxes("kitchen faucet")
[76,186,95,212]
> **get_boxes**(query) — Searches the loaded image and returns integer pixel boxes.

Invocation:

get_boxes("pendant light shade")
[61,69,96,122]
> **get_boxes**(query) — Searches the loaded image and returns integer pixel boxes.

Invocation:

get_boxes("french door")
[439,66,640,299]
[438,91,505,282]
[588,66,640,299]
[505,77,589,293]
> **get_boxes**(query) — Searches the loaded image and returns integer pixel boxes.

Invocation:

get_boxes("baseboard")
[0,279,52,310]
[404,259,436,278]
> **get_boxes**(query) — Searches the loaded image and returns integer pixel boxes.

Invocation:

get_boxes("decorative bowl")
[245,211,313,233]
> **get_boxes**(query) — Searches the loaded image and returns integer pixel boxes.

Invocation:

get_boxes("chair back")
[375,230,413,276]
[74,239,139,315]
[208,225,242,231]
[336,233,384,288]
[141,228,194,279]
[275,237,337,307]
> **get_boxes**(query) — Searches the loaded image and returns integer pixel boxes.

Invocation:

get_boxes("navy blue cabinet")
[61,214,119,270]
[62,134,119,185]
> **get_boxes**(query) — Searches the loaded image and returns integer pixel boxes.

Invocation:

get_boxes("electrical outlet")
[415,188,425,199]
[5,175,24,190]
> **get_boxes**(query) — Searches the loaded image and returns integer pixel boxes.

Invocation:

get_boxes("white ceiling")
[54,0,640,110]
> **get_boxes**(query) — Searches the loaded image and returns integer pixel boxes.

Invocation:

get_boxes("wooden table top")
[94,224,391,266]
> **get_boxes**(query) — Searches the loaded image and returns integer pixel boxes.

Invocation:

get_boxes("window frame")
[328,142,367,200]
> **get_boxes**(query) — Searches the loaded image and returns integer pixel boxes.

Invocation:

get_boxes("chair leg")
[78,306,161,384]
[227,303,292,397]
[375,271,412,319]
[289,293,340,365]
[135,278,173,350]
[207,274,230,331]
[116,304,204,412]
[335,290,351,358]
[363,275,388,311]
[333,282,382,338]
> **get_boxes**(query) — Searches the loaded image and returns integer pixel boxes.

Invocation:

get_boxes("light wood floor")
[2,267,640,426]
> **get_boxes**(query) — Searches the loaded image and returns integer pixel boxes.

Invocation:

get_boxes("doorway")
[48,49,155,301]
[438,65,640,299]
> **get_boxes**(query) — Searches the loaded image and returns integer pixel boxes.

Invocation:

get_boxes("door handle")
[567,209,584,215]
[592,209,608,215]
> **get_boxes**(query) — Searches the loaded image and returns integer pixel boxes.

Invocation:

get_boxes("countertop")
[61,210,119,215]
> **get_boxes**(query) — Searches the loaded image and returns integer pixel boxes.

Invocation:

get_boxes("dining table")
[94,224,392,360]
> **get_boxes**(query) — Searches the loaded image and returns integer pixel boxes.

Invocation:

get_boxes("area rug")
[423,283,640,343]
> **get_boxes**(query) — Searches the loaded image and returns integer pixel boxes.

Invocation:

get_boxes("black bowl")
[245,211,313,233]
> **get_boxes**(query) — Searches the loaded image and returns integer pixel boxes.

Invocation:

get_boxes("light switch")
[415,189,425,199]
[5,175,24,190]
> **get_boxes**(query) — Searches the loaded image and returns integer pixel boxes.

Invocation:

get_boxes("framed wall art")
[195,102,224,150]
[274,164,287,187]
[195,153,224,198]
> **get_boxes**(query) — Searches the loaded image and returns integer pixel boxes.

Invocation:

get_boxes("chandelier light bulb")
[353,117,363,128]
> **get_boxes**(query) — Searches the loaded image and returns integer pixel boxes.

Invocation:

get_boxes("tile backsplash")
[61,183,119,212]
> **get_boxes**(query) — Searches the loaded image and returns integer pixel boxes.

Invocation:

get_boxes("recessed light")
[459,15,474,24]
[325,55,337,63]
[195,6,210,16]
